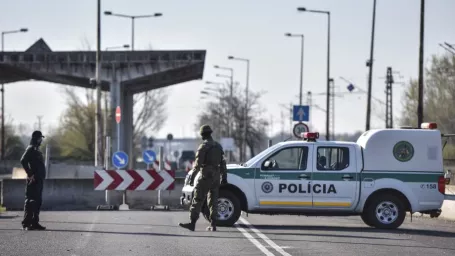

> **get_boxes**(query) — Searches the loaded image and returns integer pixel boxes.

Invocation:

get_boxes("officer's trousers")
[22,178,44,227]
[189,172,220,222]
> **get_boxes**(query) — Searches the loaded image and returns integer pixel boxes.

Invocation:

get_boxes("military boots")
[178,219,196,231]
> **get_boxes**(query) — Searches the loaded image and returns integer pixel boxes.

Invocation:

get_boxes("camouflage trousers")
[189,171,220,222]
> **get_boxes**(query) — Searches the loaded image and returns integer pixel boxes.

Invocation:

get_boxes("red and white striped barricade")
[94,161,175,191]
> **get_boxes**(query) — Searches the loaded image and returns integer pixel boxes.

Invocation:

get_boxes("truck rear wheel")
[366,194,406,229]
[202,189,241,227]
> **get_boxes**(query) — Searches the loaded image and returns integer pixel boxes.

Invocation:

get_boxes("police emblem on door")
[393,141,414,162]
[262,182,273,193]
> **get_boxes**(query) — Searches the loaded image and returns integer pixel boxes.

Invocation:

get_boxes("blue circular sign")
[112,151,128,169]
[142,150,156,164]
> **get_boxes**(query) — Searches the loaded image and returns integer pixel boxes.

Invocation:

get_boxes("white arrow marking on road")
[95,170,114,190]
[297,107,305,120]
[145,152,155,162]
[115,154,126,165]
[116,170,134,190]
[136,170,154,190]
[155,170,174,190]
[240,217,292,256]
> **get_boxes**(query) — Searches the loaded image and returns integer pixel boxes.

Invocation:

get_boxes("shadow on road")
[248,224,455,238]
[0,226,454,251]
[0,216,18,219]
[0,228,244,240]
[40,220,177,228]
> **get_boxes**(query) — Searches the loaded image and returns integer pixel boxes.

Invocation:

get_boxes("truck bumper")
[444,194,455,201]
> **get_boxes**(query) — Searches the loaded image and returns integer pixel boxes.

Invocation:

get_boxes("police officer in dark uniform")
[20,130,46,230]
[179,125,227,231]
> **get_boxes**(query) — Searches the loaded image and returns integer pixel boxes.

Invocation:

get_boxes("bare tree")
[196,82,269,162]
[0,115,27,160]
[50,85,168,160]
[399,53,455,158]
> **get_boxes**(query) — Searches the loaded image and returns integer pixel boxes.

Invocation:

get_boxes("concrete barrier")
[1,178,454,221]
[1,178,185,211]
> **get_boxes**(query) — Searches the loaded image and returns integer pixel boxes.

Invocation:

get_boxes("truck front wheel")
[366,194,406,229]
[202,189,241,227]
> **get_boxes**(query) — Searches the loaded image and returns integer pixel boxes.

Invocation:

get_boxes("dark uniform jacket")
[20,145,46,180]
[193,137,227,181]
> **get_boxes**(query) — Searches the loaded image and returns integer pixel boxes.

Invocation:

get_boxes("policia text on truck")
[181,122,453,229]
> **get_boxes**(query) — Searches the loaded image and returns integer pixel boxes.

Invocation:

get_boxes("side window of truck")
[262,147,309,171]
[317,147,350,171]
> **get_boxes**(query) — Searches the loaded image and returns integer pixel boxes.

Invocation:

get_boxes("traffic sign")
[293,123,309,138]
[115,106,121,124]
[112,151,128,169]
[142,150,156,164]
[293,105,309,122]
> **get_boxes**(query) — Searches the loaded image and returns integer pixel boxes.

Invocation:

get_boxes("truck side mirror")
[263,160,271,169]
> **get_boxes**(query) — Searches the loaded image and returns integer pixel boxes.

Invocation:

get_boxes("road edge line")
[234,223,275,256]
[239,217,292,256]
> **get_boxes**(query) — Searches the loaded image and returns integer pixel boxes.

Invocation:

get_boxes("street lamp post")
[200,88,223,141]
[297,7,330,141]
[228,56,250,162]
[104,11,162,51]
[285,33,304,106]
[214,65,234,161]
[1,28,28,160]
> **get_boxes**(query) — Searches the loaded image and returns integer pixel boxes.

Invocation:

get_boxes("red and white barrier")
[94,160,175,191]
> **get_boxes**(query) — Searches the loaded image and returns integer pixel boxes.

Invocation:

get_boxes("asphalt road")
[1,210,454,256]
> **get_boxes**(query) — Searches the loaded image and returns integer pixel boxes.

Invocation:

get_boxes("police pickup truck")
[181,122,453,229]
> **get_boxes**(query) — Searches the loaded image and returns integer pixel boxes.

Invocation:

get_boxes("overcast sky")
[1,0,454,139]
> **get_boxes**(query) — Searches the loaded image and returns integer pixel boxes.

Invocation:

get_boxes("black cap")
[32,130,45,139]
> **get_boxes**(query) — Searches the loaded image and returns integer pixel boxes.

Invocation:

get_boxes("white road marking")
[234,224,276,256]
[265,246,294,249]
[239,217,292,256]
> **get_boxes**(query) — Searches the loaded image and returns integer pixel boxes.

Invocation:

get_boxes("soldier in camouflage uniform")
[179,125,227,231]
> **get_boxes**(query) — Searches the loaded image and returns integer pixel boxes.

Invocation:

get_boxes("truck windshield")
[243,143,282,167]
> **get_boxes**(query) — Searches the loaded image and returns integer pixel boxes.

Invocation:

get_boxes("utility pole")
[306,91,312,129]
[280,111,285,141]
[366,0,377,131]
[269,115,273,138]
[94,0,103,166]
[417,0,425,127]
[329,78,335,140]
[385,67,394,128]
[36,116,44,130]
